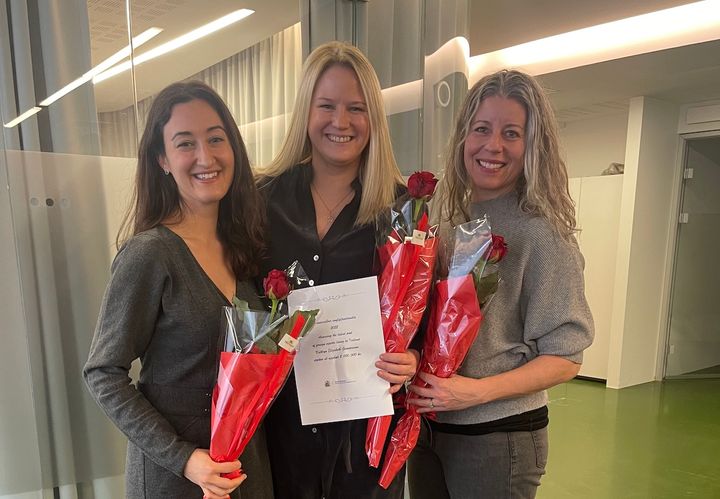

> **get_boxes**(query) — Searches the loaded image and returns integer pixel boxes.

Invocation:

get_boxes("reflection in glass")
[2,0,305,495]
[1,0,138,496]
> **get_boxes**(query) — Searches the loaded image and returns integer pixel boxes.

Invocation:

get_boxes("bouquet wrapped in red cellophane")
[210,265,318,478]
[378,216,507,488]
[366,172,440,468]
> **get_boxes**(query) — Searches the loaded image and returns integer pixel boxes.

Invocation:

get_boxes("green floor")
[539,379,720,499]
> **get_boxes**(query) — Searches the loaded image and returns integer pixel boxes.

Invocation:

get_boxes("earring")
[163,169,169,176]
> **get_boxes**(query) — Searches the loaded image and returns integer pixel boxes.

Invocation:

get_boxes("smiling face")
[307,64,370,174]
[159,99,235,214]
[463,95,527,202]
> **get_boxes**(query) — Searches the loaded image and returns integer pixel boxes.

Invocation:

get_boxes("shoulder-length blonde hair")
[437,69,576,239]
[258,41,403,225]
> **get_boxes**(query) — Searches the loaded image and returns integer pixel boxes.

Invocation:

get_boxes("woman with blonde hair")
[257,41,415,498]
[407,69,594,498]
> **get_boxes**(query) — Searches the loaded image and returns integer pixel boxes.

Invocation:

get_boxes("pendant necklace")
[311,183,354,225]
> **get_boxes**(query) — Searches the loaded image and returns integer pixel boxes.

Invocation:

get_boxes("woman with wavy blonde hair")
[407,70,594,499]
[437,69,576,237]
[258,41,413,499]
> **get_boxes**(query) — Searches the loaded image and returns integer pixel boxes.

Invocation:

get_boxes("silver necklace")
[311,184,354,224]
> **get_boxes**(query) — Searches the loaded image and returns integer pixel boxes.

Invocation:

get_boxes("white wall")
[571,175,623,380]
[561,112,627,381]
[677,98,720,135]
[607,97,680,389]
[561,112,629,178]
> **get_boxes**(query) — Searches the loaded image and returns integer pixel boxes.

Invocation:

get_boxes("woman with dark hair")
[84,81,272,499]
[407,69,594,499]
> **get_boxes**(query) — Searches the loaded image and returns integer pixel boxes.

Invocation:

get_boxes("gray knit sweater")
[84,226,272,498]
[436,192,594,425]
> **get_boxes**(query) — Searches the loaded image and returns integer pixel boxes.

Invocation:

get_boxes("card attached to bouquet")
[288,276,393,425]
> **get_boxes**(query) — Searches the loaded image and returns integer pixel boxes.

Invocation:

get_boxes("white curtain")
[98,23,302,169]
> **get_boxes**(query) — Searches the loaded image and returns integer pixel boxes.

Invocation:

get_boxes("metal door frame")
[662,130,720,379]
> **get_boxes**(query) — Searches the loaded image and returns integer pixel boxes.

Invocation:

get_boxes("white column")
[607,96,680,389]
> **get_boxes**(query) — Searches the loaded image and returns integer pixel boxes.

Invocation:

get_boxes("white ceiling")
[89,0,300,112]
[468,0,699,54]
[87,0,720,123]
[468,0,720,123]
[541,39,720,122]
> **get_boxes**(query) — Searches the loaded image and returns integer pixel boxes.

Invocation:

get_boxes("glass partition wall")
[1,1,138,496]
[1,1,470,496]
[0,1,301,496]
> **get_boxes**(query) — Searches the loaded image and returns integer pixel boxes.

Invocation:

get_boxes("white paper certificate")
[288,276,393,425]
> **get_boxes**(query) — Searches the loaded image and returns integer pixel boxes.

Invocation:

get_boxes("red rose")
[263,269,290,301]
[407,171,438,200]
[486,234,507,264]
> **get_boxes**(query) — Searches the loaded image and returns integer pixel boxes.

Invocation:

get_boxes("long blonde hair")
[437,69,576,239]
[258,41,402,225]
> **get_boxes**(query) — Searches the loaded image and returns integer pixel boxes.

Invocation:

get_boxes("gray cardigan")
[84,226,272,498]
[436,193,594,425]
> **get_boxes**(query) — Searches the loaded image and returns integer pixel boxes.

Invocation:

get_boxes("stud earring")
[163,169,170,176]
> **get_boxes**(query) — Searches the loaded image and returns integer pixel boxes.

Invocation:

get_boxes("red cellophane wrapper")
[366,204,439,467]
[210,306,317,478]
[378,274,481,487]
[378,216,503,488]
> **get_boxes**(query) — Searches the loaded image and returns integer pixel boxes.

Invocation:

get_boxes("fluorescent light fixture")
[3,107,42,128]
[91,28,162,76]
[94,8,255,84]
[39,27,161,107]
[469,0,720,81]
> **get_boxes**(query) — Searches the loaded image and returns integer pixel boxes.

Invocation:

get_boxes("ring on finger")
[429,398,435,408]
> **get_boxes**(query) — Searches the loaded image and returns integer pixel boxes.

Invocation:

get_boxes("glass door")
[665,135,720,378]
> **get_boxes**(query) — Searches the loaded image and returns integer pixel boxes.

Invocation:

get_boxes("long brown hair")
[257,41,403,225]
[437,69,576,239]
[117,80,264,279]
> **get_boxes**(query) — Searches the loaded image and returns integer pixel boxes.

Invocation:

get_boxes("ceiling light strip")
[469,0,720,79]
[3,107,42,128]
[93,8,254,84]
[39,27,162,107]
[4,28,161,128]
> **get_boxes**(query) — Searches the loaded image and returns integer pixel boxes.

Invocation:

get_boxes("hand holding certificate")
[288,276,393,425]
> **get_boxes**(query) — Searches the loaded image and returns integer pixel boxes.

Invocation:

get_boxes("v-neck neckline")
[159,225,236,304]
[302,164,360,242]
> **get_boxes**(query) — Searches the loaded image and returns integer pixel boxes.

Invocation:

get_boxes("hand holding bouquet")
[209,265,318,478]
[366,171,440,468]
[377,216,507,488]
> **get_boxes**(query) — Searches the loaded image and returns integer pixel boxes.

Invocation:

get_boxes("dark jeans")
[408,419,548,499]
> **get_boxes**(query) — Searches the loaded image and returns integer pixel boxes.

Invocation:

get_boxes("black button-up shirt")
[259,164,405,499]
[260,163,376,287]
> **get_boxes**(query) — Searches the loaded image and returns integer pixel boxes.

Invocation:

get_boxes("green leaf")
[473,270,499,306]
[232,297,250,311]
